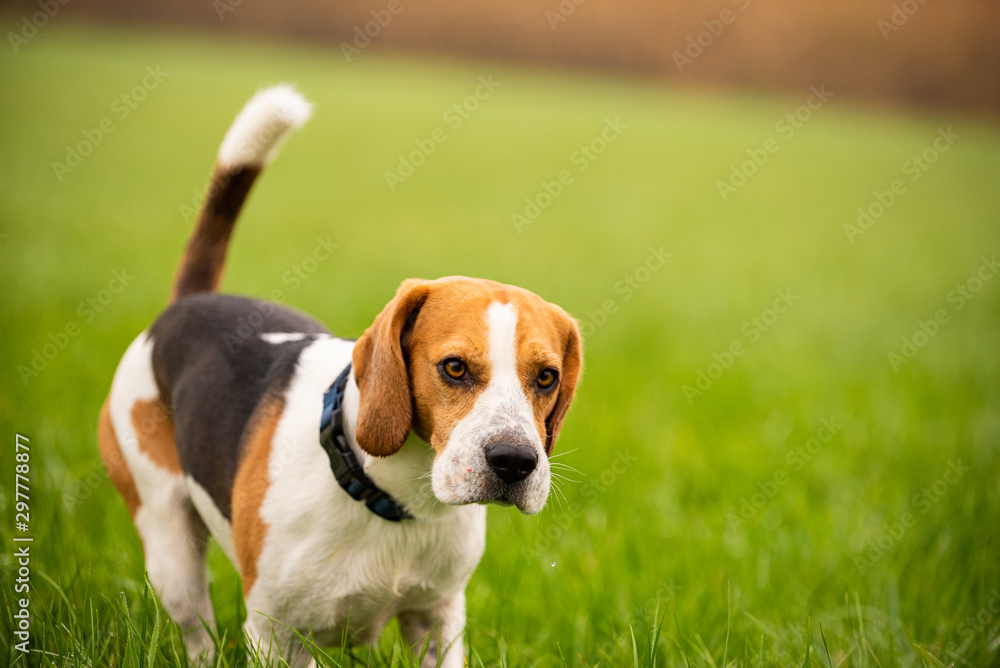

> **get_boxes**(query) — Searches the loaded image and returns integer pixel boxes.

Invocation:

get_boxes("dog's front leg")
[398,591,467,668]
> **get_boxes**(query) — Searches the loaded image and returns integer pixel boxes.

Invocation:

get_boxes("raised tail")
[170,85,312,302]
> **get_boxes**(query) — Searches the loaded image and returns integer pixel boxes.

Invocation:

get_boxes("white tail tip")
[217,84,312,169]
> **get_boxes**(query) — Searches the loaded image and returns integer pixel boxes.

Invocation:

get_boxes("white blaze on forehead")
[482,302,537,439]
[487,302,520,388]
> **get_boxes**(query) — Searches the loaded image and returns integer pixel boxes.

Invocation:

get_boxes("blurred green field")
[2,19,999,668]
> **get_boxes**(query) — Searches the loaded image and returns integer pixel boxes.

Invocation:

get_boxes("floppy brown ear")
[352,279,430,457]
[545,315,583,455]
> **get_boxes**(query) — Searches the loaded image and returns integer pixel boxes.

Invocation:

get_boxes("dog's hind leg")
[137,479,215,661]
[103,333,216,662]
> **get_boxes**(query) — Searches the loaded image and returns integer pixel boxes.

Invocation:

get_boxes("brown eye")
[536,368,559,390]
[441,358,468,381]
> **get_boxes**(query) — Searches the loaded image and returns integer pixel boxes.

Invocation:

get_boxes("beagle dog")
[98,86,582,667]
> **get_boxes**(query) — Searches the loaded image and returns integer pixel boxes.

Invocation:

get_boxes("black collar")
[319,364,413,522]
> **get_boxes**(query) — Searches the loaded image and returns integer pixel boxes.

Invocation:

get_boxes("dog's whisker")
[547,448,579,460]
[549,480,569,511]
[549,462,583,475]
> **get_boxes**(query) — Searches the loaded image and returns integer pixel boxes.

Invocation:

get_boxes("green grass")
[2,18,999,668]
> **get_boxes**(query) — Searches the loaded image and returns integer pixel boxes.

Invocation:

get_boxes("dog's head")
[351,277,582,515]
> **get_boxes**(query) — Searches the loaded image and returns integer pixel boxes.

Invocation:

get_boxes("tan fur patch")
[98,398,141,516]
[512,297,583,453]
[231,394,285,596]
[130,399,182,474]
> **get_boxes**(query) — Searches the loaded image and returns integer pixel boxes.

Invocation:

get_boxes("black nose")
[485,442,538,484]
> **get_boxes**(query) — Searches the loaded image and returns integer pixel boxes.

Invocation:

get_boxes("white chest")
[253,473,486,640]
[244,337,487,639]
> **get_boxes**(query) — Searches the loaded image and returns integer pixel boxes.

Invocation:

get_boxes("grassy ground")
[1,19,999,668]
